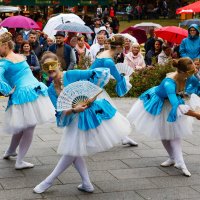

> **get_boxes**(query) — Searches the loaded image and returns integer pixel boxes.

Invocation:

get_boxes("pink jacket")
[124,52,146,70]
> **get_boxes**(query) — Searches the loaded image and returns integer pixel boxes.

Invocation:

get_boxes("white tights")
[162,138,186,168]
[6,126,35,164]
[44,155,91,186]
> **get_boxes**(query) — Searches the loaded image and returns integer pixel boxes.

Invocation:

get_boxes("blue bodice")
[140,77,199,122]
[90,58,129,97]
[185,75,200,96]
[48,68,116,130]
[0,59,48,108]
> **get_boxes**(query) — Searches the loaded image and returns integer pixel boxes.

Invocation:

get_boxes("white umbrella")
[43,13,85,38]
[115,33,137,43]
[0,6,20,13]
[134,22,162,33]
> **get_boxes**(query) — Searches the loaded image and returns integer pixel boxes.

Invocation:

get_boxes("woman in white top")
[124,43,146,70]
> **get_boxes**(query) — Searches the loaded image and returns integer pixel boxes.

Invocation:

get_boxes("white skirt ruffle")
[127,99,193,140]
[57,112,131,156]
[4,96,55,134]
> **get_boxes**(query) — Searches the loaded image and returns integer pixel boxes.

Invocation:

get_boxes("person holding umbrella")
[179,24,200,59]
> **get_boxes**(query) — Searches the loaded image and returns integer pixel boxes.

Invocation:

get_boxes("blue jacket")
[48,43,72,70]
[179,24,200,59]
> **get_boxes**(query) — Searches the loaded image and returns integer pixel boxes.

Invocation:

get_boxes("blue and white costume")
[48,69,131,156]
[90,58,132,97]
[0,59,54,134]
[127,77,196,140]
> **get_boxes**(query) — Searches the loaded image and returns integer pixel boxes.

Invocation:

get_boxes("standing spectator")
[96,5,103,18]
[42,37,55,52]
[28,30,42,59]
[102,7,109,18]
[158,43,172,65]
[93,26,109,44]
[144,29,155,54]
[124,43,145,70]
[48,31,76,70]
[69,36,79,65]
[90,18,102,41]
[179,24,200,59]
[126,4,133,22]
[111,16,119,33]
[90,34,105,62]
[14,33,23,53]
[21,41,40,80]
[116,38,132,63]
[162,0,168,18]
[145,39,163,66]
[109,6,115,18]
[134,4,143,20]
[36,16,43,31]
[65,32,77,46]
[20,28,31,41]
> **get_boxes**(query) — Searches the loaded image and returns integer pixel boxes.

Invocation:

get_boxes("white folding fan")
[57,81,103,112]
[111,63,134,79]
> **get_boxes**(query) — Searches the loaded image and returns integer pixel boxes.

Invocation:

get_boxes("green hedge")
[105,62,175,97]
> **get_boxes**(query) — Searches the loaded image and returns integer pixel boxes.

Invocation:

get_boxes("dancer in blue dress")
[90,35,138,146]
[127,58,200,177]
[33,52,131,193]
[0,32,55,169]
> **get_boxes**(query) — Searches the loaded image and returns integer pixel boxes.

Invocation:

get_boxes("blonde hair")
[0,32,14,49]
[131,42,140,49]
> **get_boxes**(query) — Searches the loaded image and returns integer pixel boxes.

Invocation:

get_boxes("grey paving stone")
[109,167,168,180]
[0,176,61,190]
[90,149,139,161]
[42,183,102,198]
[46,197,79,200]
[133,149,169,158]
[77,191,145,200]
[148,175,200,188]
[122,157,169,168]
[136,187,200,200]
[26,147,56,157]
[94,178,157,192]
[86,160,129,171]
[183,146,200,155]
[58,170,117,184]
[0,188,42,200]
[0,168,24,179]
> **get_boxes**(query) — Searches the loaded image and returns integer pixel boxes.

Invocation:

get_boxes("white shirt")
[0,27,8,35]
[90,43,104,62]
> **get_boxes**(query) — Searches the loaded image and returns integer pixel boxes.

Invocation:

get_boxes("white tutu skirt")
[127,99,193,140]
[4,96,55,134]
[57,112,131,156]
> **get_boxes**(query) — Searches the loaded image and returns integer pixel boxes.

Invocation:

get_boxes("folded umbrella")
[0,15,39,29]
[55,22,93,34]
[121,27,147,44]
[155,26,188,44]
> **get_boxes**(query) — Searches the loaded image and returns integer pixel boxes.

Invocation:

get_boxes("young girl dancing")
[90,35,138,146]
[127,58,200,177]
[0,32,54,169]
[33,52,131,193]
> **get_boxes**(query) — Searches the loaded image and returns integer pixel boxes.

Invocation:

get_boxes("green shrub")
[105,62,175,97]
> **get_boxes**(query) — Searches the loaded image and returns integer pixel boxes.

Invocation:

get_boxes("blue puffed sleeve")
[104,59,131,96]
[185,75,200,96]
[164,80,185,122]
[0,61,12,96]
[65,68,110,88]
[48,84,74,127]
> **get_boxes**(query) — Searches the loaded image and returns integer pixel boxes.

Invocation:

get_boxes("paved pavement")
[0,98,200,200]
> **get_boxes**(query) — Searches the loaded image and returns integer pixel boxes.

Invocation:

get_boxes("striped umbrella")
[55,22,93,34]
